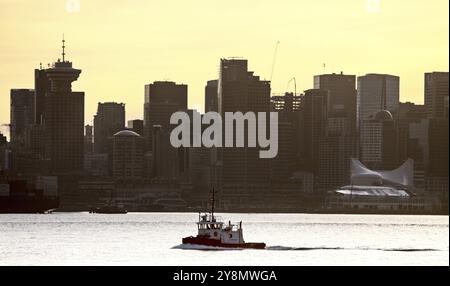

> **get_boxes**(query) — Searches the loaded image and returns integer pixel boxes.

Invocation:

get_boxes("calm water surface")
[0,213,448,266]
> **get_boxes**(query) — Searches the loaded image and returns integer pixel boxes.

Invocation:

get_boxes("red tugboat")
[182,189,266,249]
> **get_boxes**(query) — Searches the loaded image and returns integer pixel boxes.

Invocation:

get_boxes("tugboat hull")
[182,236,266,249]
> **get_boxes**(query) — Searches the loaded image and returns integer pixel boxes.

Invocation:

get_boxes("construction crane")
[270,41,280,82]
[287,77,297,96]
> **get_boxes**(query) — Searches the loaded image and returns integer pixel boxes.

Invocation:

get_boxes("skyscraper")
[357,74,399,126]
[205,80,218,113]
[143,81,188,151]
[299,89,329,173]
[314,72,357,132]
[151,125,181,180]
[93,102,125,154]
[218,58,271,209]
[357,74,400,167]
[423,72,449,195]
[271,92,302,181]
[317,114,359,190]
[10,89,35,145]
[43,39,84,174]
[84,125,93,154]
[424,72,449,120]
[25,124,45,156]
[360,110,398,170]
[397,102,428,188]
[427,118,449,178]
[112,130,145,181]
[272,121,295,182]
[34,67,51,125]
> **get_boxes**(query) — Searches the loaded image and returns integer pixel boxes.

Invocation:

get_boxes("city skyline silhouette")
[1,0,449,137]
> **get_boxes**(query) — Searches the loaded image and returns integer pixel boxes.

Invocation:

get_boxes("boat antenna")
[210,188,215,221]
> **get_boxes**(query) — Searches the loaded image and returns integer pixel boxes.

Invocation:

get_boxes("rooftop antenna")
[62,34,66,62]
[39,62,43,70]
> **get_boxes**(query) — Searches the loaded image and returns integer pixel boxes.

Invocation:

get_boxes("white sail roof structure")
[350,158,414,188]
[336,186,410,197]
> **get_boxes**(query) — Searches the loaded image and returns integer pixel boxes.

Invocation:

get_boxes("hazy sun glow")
[0,0,448,136]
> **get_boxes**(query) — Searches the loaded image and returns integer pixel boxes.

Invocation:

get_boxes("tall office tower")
[428,118,449,177]
[357,74,399,166]
[151,125,181,180]
[317,115,359,191]
[357,74,399,125]
[34,67,51,125]
[112,130,145,181]
[205,80,218,112]
[143,81,187,151]
[43,40,84,174]
[25,124,45,156]
[10,89,35,145]
[397,102,428,188]
[397,103,427,159]
[314,72,357,132]
[427,119,449,194]
[218,58,271,209]
[270,92,302,181]
[272,121,295,182]
[127,119,144,136]
[299,89,329,173]
[271,92,302,123]
[424,72,449,194]
[93,102,125,154]
[84,125,93,154]
[360,110,398,170]
[425,72,449,120]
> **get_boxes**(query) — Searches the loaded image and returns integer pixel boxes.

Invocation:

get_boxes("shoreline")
[48,209,449,216]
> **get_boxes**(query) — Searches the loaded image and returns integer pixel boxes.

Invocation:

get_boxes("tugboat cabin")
[196,213,244,244]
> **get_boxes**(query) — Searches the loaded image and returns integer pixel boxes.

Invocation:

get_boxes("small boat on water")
[182,189,266,249]
[89,204,127,214]
[89,189,127,214]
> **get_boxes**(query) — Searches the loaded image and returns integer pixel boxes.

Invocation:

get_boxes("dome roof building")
[113,130,141,137]
[373,110,394,121]
[112,129,145,181]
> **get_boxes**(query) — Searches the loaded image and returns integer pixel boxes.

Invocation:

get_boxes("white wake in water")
[173,244,440,252]
[266,246,440,252]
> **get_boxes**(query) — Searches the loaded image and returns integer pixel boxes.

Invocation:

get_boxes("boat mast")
[210,188,215,221]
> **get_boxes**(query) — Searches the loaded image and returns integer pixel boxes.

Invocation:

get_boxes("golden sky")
[0,0,448,136]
